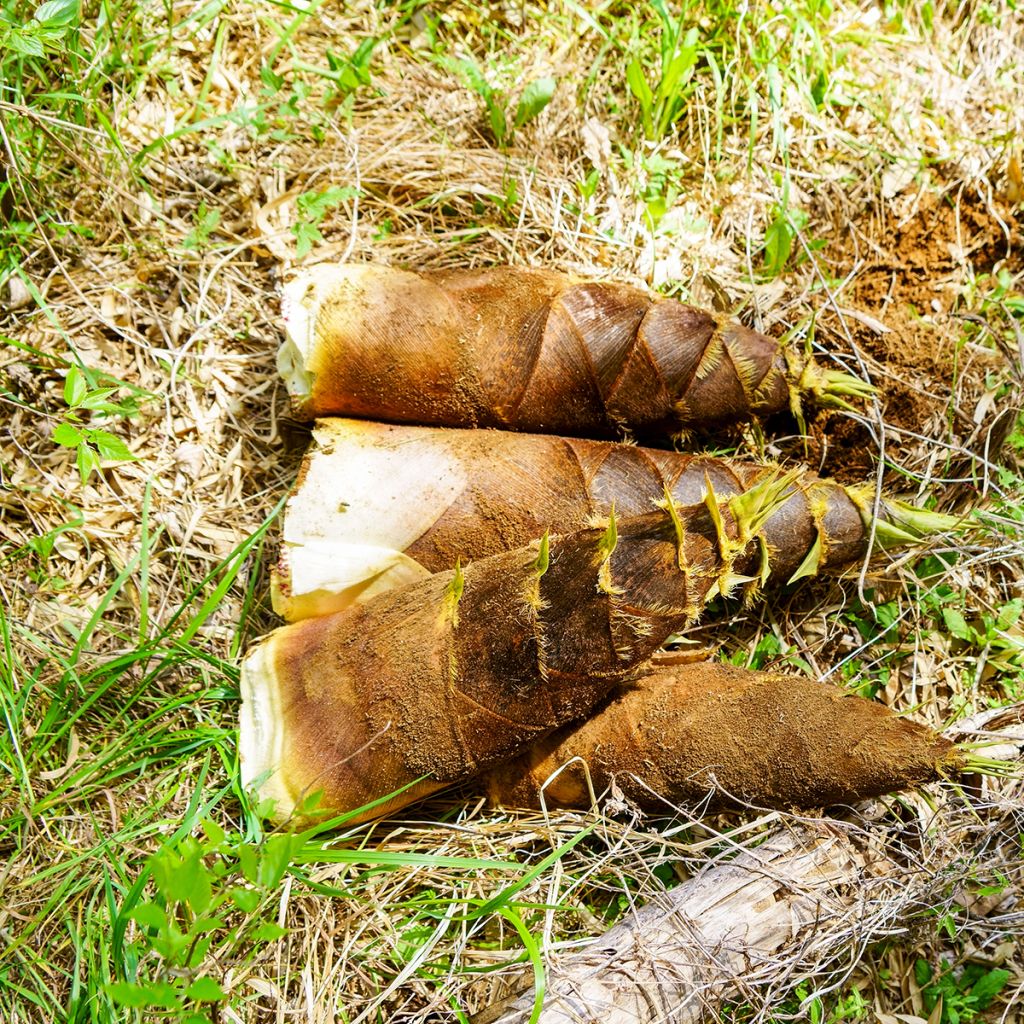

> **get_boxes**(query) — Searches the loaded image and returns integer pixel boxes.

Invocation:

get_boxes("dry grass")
[1,0,1023,1020]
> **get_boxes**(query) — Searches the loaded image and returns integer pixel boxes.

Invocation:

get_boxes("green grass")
[2,0,1023,1020]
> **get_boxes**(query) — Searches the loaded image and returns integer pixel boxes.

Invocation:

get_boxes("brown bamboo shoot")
[242,501,748,824]
[482,661,962,813]
[272,419,947,621]
[279,265,872,437]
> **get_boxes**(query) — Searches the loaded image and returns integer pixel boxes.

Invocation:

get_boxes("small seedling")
[625,2,700,141]
[443,54,556,148]
[914,958,1010,1024]
[293,186,360,258]
[109,820,297,1020]
[182,202,220,251]
[51,365,140,483]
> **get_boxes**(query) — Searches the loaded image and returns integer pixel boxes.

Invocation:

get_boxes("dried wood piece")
[477,826,873,1024]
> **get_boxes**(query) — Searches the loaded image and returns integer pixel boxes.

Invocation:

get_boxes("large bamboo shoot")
[272,419,946,621]
[483,661,962,813]
[242,501,750,824]
[279,265,871,437]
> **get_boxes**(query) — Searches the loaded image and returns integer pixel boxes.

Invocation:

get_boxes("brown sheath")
[272,419,872,620]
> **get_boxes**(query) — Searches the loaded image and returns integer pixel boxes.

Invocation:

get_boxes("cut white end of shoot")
[238,636,295,821]
[279,276,321,404]
[272,542,431,620]
[275,418,466,620]
[280,264,387,405]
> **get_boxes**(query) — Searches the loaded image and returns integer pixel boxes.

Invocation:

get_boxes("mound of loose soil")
[809,187,1022,484]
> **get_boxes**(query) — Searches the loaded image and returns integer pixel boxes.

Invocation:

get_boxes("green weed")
[443,53,556,148]
[625,2,700,141]
[915,959,1010,1024]
[296,34,378,113]
[182,203,221,253]
[50,365,141,484]
[293,186,360,258]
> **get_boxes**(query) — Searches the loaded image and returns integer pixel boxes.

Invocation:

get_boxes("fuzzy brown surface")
[400,431,852,588]
[257,506,731,822]
[297,264,792,437]
[483,662,961,813]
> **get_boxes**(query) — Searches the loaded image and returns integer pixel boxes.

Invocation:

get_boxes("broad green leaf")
[237,843,259,884]
[656,28,698,134]
[626,59,653,137]
[77,387,119,411]
[186,977,226,1003]
[514,77,556,128]
[34,0,78,26]
[7,30,46,57]
[91,430,136,461]
[763,211,794,278]
[996,598,1023,631]
[626,59,652,108]
[153,924,190,963]
[251,922,289,942]
[191,915,226,934]
[200,819,227,851]
[296,187,358,222]
[970,968,1010,1009]
[185,866,213,916]
[150,982,184,1008]
[64,366,87,407]
[106,982,156,1008]
[259,833,299,888]
[152,849,212,914]
[229,887,260,913]
[914,958,933,986]
[128,902,167,930]
[52,422,83,447]
[293,221,323,259]
[942,607,973,641]
[76,443,101,482]
[488,100,508,147]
